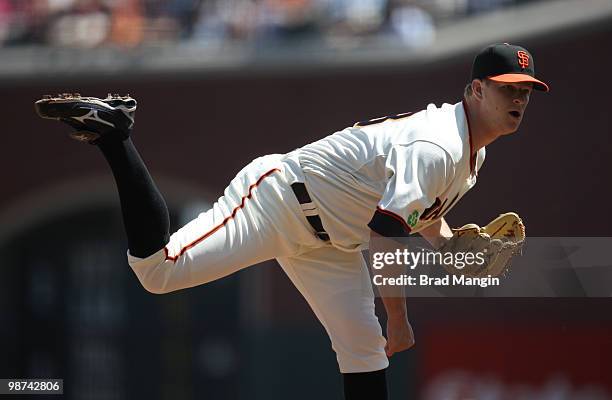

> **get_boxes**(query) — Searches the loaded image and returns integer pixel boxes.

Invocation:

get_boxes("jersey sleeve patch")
[368,207,412,237]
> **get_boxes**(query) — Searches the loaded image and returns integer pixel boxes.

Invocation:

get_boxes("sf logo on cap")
[517,51,530,69]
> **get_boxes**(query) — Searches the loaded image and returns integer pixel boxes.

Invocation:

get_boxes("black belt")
[291,182,330,241]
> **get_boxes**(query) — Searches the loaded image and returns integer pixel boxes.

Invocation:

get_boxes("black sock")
[343,369,388,400]
[97,137,170,258]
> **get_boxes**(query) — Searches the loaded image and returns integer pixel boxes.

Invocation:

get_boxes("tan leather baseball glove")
[439,212,526,277]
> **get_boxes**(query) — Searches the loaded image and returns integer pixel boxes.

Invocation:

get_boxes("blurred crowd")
[0,0,539,49]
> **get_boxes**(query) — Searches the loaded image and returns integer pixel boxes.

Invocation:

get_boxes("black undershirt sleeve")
[368,208,411,237]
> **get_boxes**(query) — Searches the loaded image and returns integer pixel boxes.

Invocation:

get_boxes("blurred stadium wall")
[1,1,612,399]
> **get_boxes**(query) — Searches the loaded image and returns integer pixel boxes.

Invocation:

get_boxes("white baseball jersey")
[296,100,485,251]
[128,99,484,374]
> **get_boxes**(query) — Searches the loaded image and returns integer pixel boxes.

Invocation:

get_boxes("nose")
[513,89,530,105]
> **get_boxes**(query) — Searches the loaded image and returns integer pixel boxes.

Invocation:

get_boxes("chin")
[506,120,522,134]
[500,126,519,136]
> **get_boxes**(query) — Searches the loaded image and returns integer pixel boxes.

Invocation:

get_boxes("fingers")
[384,340,395,357]
[385,338,415,358]
[386,319,416,358]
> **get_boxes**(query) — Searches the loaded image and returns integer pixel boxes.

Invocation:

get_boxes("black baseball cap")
[471,43,549,92]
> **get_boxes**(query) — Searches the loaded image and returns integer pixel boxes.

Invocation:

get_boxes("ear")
[472,79,485,100]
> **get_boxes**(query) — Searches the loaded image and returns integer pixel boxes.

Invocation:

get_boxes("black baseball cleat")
[35,93,137,144]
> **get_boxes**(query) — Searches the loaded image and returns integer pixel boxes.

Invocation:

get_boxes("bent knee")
[134,264,174,294]
[138,276,171,295]
[127,248,173,294]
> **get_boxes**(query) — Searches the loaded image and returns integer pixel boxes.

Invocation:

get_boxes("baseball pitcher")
[35,43,548,400]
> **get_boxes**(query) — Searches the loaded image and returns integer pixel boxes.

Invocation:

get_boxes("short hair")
[464,82,473,97]
[465,78,490,97]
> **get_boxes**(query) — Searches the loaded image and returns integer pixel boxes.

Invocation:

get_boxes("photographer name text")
[372,274,500,288]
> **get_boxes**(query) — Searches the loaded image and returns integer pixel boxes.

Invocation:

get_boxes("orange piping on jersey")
[462,99,477,176]
[164,168,282,263]
[376,206,412,234]
[438,193,460,218]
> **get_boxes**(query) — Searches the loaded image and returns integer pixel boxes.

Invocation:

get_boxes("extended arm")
[369,229,415,357]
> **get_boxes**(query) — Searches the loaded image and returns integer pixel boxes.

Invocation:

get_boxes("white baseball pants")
[127,154,388,373]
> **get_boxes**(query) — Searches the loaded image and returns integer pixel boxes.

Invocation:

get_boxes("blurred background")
[1,0,612,399]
